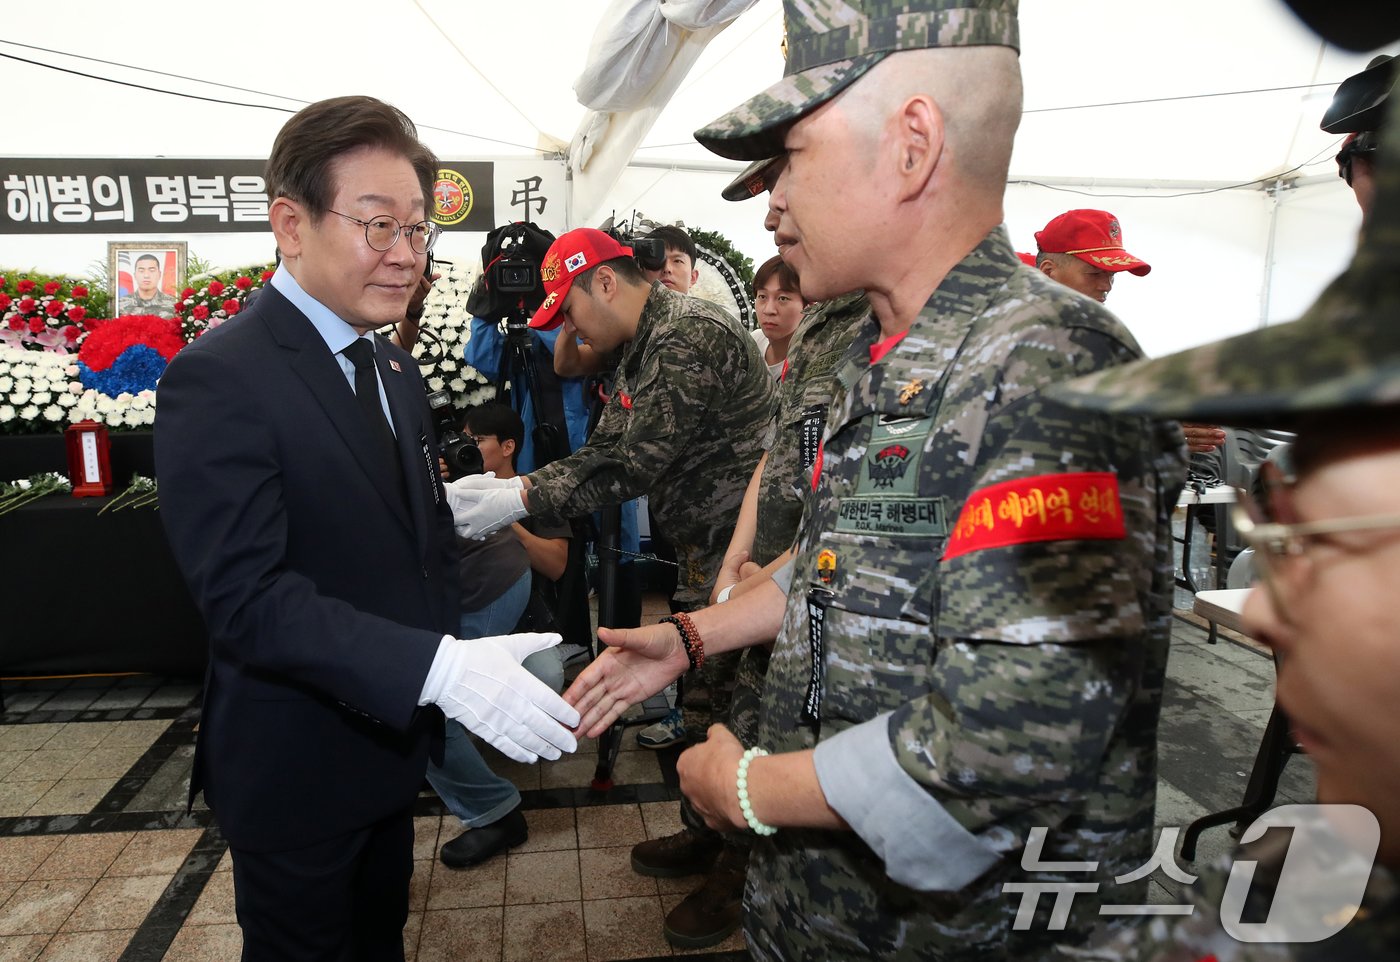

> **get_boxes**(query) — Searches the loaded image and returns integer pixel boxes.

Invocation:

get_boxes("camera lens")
[441,434,483,479]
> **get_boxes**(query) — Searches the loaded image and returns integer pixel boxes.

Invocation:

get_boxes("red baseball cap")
[1016,251,1037,267]
[1033,210,1151,276]
[528,228,634,330]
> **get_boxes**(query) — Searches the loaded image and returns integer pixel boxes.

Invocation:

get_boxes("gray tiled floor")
[0,594,1310,961]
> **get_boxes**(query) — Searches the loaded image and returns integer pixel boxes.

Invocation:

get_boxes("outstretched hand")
[427,633,579,763]
[563,622,690,738]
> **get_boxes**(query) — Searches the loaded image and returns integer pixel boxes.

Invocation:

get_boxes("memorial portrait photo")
[109,241,186,318]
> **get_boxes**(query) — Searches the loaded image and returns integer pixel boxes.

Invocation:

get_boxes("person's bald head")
[767,44,1020,303]
[833,45,1021,197]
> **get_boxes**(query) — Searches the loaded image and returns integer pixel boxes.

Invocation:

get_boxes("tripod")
[493,309,565,468]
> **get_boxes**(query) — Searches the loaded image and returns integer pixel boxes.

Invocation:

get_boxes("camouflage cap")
[694,0,1019,162]
[1047,96,1400,429]
[721,155,785,201]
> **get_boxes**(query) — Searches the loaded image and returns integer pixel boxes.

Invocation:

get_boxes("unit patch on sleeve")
[942,472,1125,560]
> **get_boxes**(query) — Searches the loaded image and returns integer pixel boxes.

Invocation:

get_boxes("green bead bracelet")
[737,747,777,836]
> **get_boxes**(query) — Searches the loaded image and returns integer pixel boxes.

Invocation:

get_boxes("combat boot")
[630,827,722,878]
[662,845,748,948]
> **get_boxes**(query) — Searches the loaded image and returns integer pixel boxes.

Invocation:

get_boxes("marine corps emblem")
[867,443,912,489]
[816,548,836,584]
[432,168,474,226]
[898,378,924,405]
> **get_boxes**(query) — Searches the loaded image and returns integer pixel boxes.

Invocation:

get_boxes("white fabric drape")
[566,0,760,227]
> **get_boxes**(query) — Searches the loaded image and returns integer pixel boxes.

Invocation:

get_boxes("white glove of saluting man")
[445,474,528,540]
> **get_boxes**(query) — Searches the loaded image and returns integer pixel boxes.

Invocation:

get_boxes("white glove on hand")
[420,633,579,763]
[445,477,529,539]
[451,472,525,492]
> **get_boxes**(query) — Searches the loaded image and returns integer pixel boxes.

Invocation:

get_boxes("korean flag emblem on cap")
[565,251,588,273]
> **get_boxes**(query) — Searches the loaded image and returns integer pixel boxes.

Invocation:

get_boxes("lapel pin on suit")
[389,359,402,372]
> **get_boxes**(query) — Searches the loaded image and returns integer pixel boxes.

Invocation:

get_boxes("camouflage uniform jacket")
[752,290,871,567]
[732,291,871,751]
[119,291,177,318]
[743,226,1187,962]
[528,283,775,607]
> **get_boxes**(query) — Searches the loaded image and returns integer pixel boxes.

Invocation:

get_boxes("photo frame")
[108,241,187,319]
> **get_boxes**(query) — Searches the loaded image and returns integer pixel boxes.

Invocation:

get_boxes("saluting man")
[448,228,775,733]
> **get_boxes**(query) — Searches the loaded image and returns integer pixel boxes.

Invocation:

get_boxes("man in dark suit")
[154,96,578,960]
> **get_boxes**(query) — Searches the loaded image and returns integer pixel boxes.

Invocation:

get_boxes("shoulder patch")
[943,472,1125,560]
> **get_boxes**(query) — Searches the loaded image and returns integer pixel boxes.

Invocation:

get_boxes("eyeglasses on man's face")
[1233,473,1400,623]
[327,210,440,255]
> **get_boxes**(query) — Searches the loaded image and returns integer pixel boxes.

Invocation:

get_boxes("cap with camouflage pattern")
[1047,91,1400,429]
[721,155,785,201]
[694,0,1019,162]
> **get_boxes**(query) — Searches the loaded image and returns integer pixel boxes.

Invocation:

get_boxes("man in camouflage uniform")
[681,288,873,946]
[448,225,774,609]
[1052,2,1400,953]
[565,1,1186,959]
[640,154,877,950]
[118,253,177,318]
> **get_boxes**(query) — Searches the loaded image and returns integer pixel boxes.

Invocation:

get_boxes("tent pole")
[1259,179,1285,329]
[564,159,576,232]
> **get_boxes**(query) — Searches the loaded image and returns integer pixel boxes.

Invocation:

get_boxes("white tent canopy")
[0,0,1393,356]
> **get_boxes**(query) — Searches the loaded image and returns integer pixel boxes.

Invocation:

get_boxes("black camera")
[629,236,666,272]
[427,389,483,481]
[467,221,556,320]
[602,215,666,272]
[1324,54,1393,184]
[491,254,538,294]
[488,222,542,295]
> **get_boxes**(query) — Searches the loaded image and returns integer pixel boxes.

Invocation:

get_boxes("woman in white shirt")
[748,255,806,381]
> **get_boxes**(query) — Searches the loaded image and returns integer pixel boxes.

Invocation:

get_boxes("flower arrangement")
[68,384,158,430]
[0,274,100,355]
[76,314,184,397]
[412,261,491,411]
[174,264,275,343]
[0,345,83,434]
[56,313,190,429]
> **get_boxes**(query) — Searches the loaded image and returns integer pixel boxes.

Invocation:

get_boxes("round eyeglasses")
[327,210,440,255]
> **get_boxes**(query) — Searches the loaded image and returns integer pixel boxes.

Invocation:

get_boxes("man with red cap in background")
[1036,209,1225,453]
[1034,208,1151,304]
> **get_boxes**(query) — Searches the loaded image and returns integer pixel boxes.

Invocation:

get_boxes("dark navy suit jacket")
[155,283,458,852]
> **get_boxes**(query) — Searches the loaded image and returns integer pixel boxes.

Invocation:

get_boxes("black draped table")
[0,431,207,677]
